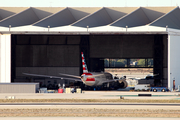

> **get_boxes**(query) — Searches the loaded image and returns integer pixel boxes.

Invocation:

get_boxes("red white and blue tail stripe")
[81,52,88,73]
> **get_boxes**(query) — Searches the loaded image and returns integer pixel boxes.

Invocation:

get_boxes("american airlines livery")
[23,52,127,88]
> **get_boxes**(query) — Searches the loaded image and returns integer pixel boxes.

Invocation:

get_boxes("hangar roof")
[0,6,180,34]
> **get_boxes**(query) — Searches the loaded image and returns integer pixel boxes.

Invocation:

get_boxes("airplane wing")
[59,73,81,79]
[23,73,82,82]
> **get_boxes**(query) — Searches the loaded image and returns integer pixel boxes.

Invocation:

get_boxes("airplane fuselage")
[81,72,113,86]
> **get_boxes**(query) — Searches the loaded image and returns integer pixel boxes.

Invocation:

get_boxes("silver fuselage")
[81,72,113,86]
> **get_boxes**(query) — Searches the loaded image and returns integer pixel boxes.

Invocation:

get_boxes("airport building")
[0,6,180,90]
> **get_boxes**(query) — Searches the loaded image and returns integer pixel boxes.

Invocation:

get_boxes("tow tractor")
[150,87,169,92]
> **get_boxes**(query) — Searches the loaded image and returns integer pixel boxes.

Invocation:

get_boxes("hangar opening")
[11,34,167,89]
[0,6,180,91]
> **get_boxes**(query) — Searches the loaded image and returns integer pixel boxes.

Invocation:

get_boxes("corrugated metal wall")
[0,83,39,93]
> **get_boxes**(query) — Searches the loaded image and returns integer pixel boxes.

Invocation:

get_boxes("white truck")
[134,84,151,91]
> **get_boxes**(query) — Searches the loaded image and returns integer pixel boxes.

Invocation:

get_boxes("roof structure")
[0,6,179,34]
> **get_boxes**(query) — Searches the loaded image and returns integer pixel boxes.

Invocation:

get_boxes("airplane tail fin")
[81,52,88,73]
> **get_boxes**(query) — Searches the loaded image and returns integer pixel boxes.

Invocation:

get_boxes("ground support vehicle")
[151,87,169,92]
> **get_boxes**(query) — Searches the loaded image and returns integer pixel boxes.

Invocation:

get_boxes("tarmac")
[1,103,180,110]
[0,117,179,120]
[0,91,180,119]
[0,91,180,100]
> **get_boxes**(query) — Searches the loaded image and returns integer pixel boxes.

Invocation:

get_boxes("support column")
[0,34,11,83]
[168,35,180,91]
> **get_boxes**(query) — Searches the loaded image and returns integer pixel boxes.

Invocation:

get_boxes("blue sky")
[0,0,180,7]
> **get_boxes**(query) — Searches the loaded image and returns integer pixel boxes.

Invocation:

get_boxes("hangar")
[0,6,180,90]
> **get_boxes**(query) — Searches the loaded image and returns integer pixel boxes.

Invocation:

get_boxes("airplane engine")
[118,80,128,88]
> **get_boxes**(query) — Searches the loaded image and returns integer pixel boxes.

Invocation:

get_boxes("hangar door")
[88,35,167,87]
[11,34,167,87]
[11,35,80,83]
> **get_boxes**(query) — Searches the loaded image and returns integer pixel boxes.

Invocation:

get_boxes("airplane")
[127,73,158,87]
[23,52,127,88]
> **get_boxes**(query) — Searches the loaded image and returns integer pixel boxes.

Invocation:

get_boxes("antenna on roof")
[126,26,128,32]
[48,26,50,32]
[87,26,89,32]
[9,25,11,32]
